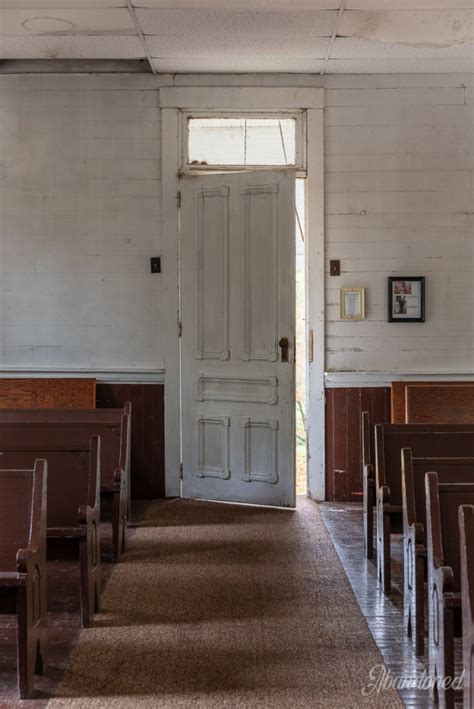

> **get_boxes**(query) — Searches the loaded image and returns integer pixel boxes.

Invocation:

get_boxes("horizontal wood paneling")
[325,74,474,375]
[96,382,164,499]
[0,75,163,372]
[325,386,391,502]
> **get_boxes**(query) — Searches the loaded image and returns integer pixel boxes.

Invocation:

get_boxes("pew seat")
[0,461,47,698]
[0,430,102,628]
[401,449,474,656]
[425,474,474,708]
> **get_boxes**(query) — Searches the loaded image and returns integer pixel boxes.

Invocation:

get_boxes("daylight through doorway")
[295,179,307,495]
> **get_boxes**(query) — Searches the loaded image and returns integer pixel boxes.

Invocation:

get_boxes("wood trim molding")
[161,107,182,497]
[0,369,165,384]
[159,87,324,110]
[325,372,474,388]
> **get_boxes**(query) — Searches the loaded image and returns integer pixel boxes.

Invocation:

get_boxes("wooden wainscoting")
[96,383,165,499]
[325,387,391,502]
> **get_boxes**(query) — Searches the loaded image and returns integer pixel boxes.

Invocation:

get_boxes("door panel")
[180,169,295,507]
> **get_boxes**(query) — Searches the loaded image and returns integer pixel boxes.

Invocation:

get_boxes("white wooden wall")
[0,72,472,379]
[0,74,163,372]
[324,74,474,377]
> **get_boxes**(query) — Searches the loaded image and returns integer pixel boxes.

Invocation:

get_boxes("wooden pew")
[0,377,96,409]
[406,384,474,424]
[375,424,474,593]
[391,381,473,424]
[0,428,102,628]
[401,449,474,656]
[362,411,376,558]
[459,504,474,709]
[425,473,474,708]
[0,460,47,698]
[0,405,131,563]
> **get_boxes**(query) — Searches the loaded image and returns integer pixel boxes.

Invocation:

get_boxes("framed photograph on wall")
[388,277,425,323]
[340,288,365,321]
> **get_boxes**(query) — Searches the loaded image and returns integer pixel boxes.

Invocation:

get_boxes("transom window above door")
[182,113,306,173]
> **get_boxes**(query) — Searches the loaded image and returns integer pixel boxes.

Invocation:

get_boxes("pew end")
[459,504,474,709]
[425,472,474,708]
[0,460,48,698]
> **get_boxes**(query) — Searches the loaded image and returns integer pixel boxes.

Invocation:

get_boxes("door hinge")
[179,462,183,479]
[177,190,182,209]
[178,320,182,337]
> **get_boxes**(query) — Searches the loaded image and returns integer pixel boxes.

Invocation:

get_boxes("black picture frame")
[388,276,425,323]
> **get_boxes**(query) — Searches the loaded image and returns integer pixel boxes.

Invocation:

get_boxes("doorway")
[182,115,307,502]
[160,87,325,502]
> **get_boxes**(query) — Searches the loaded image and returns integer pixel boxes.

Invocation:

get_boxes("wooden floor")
[321,502,463,708]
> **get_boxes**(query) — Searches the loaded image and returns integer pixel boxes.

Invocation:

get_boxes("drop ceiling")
[0,1,472,73]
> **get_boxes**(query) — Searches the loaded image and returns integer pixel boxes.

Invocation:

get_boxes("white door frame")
[160,86,325,500]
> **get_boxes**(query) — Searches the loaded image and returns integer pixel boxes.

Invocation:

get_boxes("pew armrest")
[16,548,37,576]
[433,564,455,594]
[411,521,425,547]
[363,463,375,488]
[380,484,391,505]
[114,466,125,487]
[78,503,93,526]
[16,459,47,576]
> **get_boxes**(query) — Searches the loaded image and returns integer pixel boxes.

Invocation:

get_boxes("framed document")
[340,288,365,321]
[388,277,425,323]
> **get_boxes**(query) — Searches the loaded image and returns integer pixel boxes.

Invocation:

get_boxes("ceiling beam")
[126,0,156,74]
[320,0,346,76]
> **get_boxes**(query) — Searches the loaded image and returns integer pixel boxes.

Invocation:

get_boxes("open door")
[180,169,296,507]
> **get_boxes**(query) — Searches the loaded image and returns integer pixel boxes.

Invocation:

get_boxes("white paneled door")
[180,169,296,507]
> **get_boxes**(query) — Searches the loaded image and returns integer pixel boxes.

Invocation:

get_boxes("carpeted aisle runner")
[48,497,401,708]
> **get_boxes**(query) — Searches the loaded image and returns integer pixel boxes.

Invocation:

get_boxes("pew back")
[391,381,473,424]
[0,378,96,409]
[376,424,474,508]
[406,384,474,424]
[402,451,474,532]
[0,407,131,492]
[0,471,34,568]
[0,425,99,531]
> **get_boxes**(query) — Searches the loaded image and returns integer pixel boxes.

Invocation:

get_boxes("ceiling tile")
[326,57,474,72]
[0,8,134,35]
[333,37,474,59]
[146,35,330,59]
[339,10,474,45]
[135,1,338,8]
[151,56,324,72]
[0,35,144,58]
[137,8,337,36]
[0,1,125,6]
[346,1,474,8]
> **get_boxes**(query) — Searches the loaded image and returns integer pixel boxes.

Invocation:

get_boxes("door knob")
[279,337,289,362]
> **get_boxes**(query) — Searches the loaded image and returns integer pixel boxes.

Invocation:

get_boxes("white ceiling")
[0,1,472,73]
